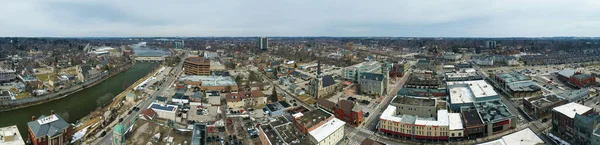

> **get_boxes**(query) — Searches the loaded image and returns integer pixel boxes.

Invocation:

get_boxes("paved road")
[97,54,187,145]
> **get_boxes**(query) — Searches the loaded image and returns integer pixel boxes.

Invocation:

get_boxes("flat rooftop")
[474,101,513,123]
[495,72,529,83]
[448,80,498,104]
[309,118,345,142]
[461,108,484,127]
[185,57,210,64]
[526,95,564,108]
[260,125,282,145]
[179,75,237,87]
[479,128,544,145]
[0,125,25,145]
[553,102,592,119]
[380,105,456,128]
[295,109,332,129]
[391,96,436,107]
[448,113,463,130]
[506,81,540,92]
[273,123,302,143]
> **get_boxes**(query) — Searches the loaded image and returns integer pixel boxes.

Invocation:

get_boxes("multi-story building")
[334,99,363,125]
[490,72,541,98]
[569,74,595,88]
[552,102,593,141]
[396,88,447,98]
[405,72,443,89]
[460,101,516,139]
[178,75,238,92]
[573,113,600,145]
[183,56,210,75]
[379,104,462,141]
[447,80,499,111]
[308,118,345,145]
[27,114,72,145]
[0,67,16,83]
[390,96,437,118]
[391,61,410,77]
[259,37,268,50]
[558,89,590,104]
[0,125,25,145]
[441,52,462,63]
[0,90,14,101]
[358,72,388,95]
[444,69,483,82]
[292,109,333,134]
[342,61,381,81]
[149,103,179,121]
[486,41,497,49]
[522,95,567,119]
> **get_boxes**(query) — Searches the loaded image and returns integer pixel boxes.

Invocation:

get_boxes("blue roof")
[151,104,176,111]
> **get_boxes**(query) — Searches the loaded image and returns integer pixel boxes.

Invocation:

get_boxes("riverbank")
[0,61,134,112]
[0,63,158,138]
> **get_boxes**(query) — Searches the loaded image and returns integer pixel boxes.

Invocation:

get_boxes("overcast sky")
[1,0,599,37]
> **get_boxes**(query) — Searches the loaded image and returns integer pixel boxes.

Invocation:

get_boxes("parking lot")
[188,104,221,122]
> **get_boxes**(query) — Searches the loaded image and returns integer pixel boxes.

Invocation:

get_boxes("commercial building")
[441,52,463,63]
[178,75,238,92]
[390,96,437,118]
[150,103,179,121]
[460,101,516,139]
[573,113,600,145]
[522,95,566,119]
[259,116,306,145]
[358,72,388,95]
[191,123,207,145]
[334,99,363,125]
[485,41,497,49]
[444,69,483,82]
[552,102,593,141]
[183,57,210,75]
[447,80,499,111]
[27,114,73,145]
[490,72,541,98]
[342,61,382,81]
[405,72,443,89]
[461,108,485,139]
[391,61,409,77]
[558,89,590,104]
[478,128,544,145]
[557,69,596,88]
[308,118,345,145]
[316,98,336,113]
[0,125,25,145]
[396,88,447,98]
[263,101,292,116]
[379,104,462,141]
[293,109,334,134]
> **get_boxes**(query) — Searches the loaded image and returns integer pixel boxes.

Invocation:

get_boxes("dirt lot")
[126,119,191,145]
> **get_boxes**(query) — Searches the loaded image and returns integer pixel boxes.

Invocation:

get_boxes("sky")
[1,0,600,37]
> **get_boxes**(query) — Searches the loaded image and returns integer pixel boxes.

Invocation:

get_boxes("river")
[0,63,158,137]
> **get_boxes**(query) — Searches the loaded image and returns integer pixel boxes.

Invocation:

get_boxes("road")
[97,54,187,145]
[255,67,315,111]
[344,74,409,145]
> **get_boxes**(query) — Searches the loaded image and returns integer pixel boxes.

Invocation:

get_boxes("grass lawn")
[36,73,56,82]
[298,94,316,104]
[253,103,266,109]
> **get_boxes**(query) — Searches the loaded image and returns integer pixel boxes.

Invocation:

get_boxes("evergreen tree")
[270,85,278,102]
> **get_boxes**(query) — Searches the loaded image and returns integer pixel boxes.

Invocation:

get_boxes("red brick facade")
[28,126,72,145]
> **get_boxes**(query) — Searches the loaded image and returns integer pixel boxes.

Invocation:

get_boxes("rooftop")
[150,103,178,112]
[260,125,283,145]
[380,104,457,128]
[525,95,565,108]
[27,114,70,138]
[558,89,590,101]
[273,123,303,144]
[448,80,498,104]
[179,75,237,87]
[309,118,345,143]
[553,102,592,119]
[0,125,25,145]
[391,96,436,107]
[360,72,385,81]
[557,69,576,78]
[474,101,513,123]
[191,123,207,145]
[573,73,593,80]
[448,113,463,130]
[461,108,484,127]
[506,81,540,92]
[495,72,529,83]
[478,128,544,145]
[185,57,210,64]
[295,109,332,129]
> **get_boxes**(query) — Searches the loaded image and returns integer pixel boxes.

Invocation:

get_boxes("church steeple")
[317,61,322,78]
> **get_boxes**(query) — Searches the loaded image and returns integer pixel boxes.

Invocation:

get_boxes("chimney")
[31,116,36,121]
[51,110,54,115]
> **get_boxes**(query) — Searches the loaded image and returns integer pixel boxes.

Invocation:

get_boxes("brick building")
[334,99,363,125]
[552,102,593,141]
[27,114,72,145]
